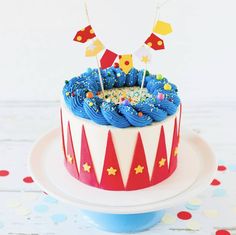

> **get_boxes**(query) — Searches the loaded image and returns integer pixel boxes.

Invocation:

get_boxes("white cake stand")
[28,128,217,233]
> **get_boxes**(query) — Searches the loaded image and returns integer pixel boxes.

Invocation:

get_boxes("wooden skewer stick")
[96,55,105,98]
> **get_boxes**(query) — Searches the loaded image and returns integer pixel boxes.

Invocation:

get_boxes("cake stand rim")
[28,127,217,214]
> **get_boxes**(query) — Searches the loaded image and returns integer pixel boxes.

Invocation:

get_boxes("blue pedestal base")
[81,210,165,233]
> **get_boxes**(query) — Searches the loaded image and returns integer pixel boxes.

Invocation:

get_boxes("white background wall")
[0,0,236,103]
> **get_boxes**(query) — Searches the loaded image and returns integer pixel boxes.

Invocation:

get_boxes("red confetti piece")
[211,179,221,186]
[177,211,192,220]
[218,165,227,171]
[0,170,9,176]
[216,230,231,235]
[23,176,34,183]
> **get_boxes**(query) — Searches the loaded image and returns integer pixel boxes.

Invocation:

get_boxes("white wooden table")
[0,100,236,235]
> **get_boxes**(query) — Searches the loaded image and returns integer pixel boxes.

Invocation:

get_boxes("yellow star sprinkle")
[134,165,144,174]
[107,167,117,176]
[158,158,166,167]
[141,56,150,64]
[174,147,178,157]
[83,162,91,172]
[66,154,73,164]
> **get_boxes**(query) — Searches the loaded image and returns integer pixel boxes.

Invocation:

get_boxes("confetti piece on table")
[187,220,200,230]
[34,204,49,213]
[185,203,200,211]
[177,211,192,220]
[215,230,231,235]
[212,188,227,197]
[23,176,34,183]
[218,165,227,171]
[211,179,221,186]
[0,170,9,176]
[161,214,176,224]
[7,200,22,208]
[203,209,219,218]
[51,214,67,224]
[185,198,202,210]
[16,207,31,216]
[23,192,40,201]
[228,164,236,172]
[43,195,58,204]
[0,222,4,229]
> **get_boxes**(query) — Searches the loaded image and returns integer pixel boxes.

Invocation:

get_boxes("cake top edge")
[62,66,180,128]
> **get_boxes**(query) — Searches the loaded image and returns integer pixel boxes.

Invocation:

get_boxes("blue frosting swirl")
[63,66,181,128]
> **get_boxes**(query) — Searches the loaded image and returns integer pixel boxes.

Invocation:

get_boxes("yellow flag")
[119,54,133,74]
[85,39,104,57]
[153,21,172,35]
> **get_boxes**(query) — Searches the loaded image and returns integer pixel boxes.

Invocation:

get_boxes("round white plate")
[28,128,217,214]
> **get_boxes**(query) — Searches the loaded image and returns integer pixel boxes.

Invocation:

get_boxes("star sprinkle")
[66,154,73,164]
[174,147,178,156]
[134,165,144,174]
[159,158,166,167]
[83,162,91,173]
[107,167,117,176]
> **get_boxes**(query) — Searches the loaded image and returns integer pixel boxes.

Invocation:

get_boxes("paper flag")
[145,33,165,50]
[134,46,152,64]
[153,21,172,35]
[100,49,118,69]
[119,54,133,74]
[73,25,96,43]
[85,39,104,57]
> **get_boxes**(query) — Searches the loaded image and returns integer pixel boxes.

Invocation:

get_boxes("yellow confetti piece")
[161,214,176,224]
[7,200,22,208]
[203,209,219,218]
[16,206,31,216]
[187,220,201,230]
[188,198,202,206]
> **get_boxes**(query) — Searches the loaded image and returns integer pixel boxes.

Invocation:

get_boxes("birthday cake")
[60,66,181,191]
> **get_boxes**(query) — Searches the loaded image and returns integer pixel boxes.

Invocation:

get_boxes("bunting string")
[74,0,173,98]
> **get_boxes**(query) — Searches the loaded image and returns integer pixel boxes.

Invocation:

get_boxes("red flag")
[126,132,150,190]
[100,131,125,190]
[145,33,165,50]
[73,25,96,43]
[100,49,118,69]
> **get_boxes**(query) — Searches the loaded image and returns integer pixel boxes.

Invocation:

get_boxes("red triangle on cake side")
[79,125,99,187]
[100,131,125,190]
[169,118,178,175]
[60,109,66,159]
[126,132,150,190]
[150,126,169,185]
[65,121,79,179]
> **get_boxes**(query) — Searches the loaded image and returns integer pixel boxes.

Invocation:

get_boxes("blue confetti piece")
[0,222,4,229]
[228,164,236,172]
[51,214,67,224]
[34,204,49,213]
[185,203,200,211]
[43,195,58,204]
[212,188,227,197]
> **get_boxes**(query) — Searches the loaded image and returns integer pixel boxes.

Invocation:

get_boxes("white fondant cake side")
[61,101,181,187]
